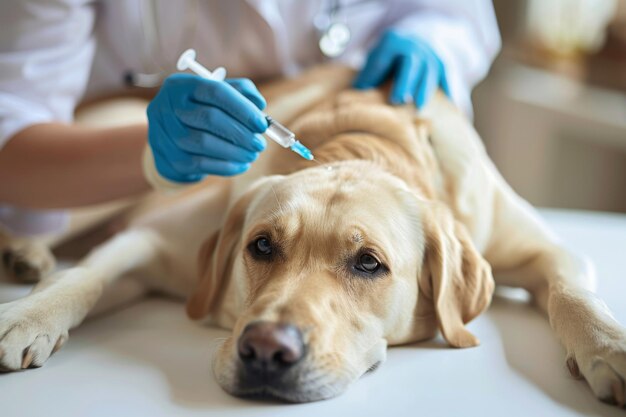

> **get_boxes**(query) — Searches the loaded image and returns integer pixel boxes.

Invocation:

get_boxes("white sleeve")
[0,0,96,148]
[386,0,501,115]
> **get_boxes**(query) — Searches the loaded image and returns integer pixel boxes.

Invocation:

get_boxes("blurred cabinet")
[473,61,626,212]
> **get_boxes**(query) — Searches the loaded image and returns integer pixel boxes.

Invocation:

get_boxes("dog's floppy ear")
[419,204,494,348]
[186,230,221,320]
[186,176,283,320]
[186,194,250,320]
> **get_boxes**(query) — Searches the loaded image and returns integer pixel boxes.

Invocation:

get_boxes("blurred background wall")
[473,0,626,212]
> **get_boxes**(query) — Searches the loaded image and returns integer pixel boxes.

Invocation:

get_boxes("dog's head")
[186,159,493,402]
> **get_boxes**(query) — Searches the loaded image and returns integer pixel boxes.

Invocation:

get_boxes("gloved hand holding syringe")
[177,49,314,161]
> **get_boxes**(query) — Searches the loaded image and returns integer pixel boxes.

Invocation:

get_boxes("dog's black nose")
[237,321,305,374]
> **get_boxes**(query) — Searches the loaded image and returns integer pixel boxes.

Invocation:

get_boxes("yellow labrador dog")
[1,66,625,406]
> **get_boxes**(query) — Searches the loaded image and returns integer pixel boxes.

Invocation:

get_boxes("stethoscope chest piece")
[319,21,351,58]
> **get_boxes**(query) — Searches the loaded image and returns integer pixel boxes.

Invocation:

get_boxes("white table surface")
[1,208,625,417]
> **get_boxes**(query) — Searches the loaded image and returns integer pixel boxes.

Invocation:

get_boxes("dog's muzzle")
[234,321,307,399]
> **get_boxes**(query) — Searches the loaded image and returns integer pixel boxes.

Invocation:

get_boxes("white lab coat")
[0,0,500,235]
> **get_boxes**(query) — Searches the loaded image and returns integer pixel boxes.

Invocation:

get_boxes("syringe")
[177,49,314,161]
[263,116,313,160]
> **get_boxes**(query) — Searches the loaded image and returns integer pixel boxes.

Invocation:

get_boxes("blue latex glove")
[147,74,268,182]
[354,30,450,108]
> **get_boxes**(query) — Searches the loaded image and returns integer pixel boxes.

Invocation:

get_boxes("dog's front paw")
[2,239,56,283]
[0,300,69,371]
[566,326,626,408]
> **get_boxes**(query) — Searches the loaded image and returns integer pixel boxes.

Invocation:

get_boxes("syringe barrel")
[264,116,295,148]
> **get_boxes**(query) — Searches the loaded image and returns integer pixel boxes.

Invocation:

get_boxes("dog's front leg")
[487,196,626,407]
[0,228,163,371]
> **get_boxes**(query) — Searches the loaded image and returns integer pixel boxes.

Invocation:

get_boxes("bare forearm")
[0,123,150,208]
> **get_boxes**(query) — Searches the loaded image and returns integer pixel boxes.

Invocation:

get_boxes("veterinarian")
[0,0,500,236]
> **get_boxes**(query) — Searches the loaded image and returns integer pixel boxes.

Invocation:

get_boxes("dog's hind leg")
[0,227,164,371]
[484,183,626,407]
[1,233,55,284]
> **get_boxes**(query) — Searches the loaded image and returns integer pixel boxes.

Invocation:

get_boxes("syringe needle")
[290,141,314,161]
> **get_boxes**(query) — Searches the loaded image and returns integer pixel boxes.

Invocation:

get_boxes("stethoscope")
[316,0,379,58]
[126,0,377,88]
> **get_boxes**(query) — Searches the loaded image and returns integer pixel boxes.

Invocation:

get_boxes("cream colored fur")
[0,66,624,406]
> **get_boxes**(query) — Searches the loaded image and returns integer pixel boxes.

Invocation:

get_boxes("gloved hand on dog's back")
[354,30,450,109]
[147,74,268,183]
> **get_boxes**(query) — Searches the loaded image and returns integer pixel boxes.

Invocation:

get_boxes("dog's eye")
[355,253,380,273]
[250,236,273,257]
